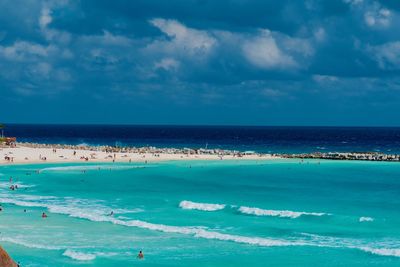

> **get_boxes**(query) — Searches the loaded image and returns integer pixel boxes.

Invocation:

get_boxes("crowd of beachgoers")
[1,142,399,163]
[13,142,259,157]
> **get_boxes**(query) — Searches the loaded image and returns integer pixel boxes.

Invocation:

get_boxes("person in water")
[42,212,48,218]
[137,250,144,259]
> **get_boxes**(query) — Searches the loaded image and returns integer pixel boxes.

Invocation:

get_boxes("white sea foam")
[40,165,146,172]
[63,249,96,261]
[179,200,226,211]
[359,217,374,222]
[0,182,35,189]
[238,206,327,218]
[0,237,62,250]
[360,247,400,257]
[3,194,399,258]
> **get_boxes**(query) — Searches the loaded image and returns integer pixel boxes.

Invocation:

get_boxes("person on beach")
[137,251,144,259]
[42,212,48,218]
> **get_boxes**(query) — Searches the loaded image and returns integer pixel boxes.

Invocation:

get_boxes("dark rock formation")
[0,246,17,267]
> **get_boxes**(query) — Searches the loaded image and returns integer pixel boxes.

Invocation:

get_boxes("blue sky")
[1,0,400,126]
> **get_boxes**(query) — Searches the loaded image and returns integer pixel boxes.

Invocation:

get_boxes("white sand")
[0,146,277,165]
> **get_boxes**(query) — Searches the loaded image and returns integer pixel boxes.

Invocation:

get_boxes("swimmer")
[137,250,144,259]
[42,212,48,218]
[108,211,114,216]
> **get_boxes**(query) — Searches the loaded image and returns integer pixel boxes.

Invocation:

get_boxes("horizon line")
[2,123,400,128]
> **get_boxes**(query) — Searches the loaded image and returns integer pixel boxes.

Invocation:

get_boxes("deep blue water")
[4,124,400,154]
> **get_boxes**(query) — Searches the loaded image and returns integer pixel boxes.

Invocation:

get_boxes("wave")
[359,217,374,222]
[2,194,399,258]
[238,206,327,219]
[0,237,113,262]
[0,182,36,189]
[179,200,226,211]
[63,249,96,261]
[0,237,62,250]
[39,165,146,172]
[360,247,400,257]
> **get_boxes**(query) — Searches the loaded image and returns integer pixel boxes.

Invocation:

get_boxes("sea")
[4,124,400,154]
[0,125,400,266]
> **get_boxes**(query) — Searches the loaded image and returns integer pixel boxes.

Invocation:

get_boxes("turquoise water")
[0,159,400,266]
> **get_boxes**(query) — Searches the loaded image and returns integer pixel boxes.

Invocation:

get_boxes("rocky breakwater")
[280,152,400,162]
[0,246,17,267]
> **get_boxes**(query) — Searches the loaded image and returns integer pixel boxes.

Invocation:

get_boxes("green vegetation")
[0,123,4,139]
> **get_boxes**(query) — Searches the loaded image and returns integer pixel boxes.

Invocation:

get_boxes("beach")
[0,145,275,165]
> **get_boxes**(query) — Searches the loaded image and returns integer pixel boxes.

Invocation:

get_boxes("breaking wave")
[2,194,399,258]
[179,200,226,211]
[0,237,63,250]
[360,247,400,257]
[39,165,146,172]
[238,206,327,219]
[63,249,96,261]
[359,217,374,222]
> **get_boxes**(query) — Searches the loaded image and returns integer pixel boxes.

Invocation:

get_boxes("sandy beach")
[0,145,276,165]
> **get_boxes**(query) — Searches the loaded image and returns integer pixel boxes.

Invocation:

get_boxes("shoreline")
[1,142,399,165]
[0,143,276,165]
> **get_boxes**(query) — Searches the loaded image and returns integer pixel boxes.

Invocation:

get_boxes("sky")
[1,0,400,126]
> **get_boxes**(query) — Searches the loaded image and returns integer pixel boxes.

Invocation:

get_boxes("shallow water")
[0,160,399,266]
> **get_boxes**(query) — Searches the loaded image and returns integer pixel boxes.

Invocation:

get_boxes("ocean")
[0,125,400,266]
[4,124,400,154]
[1,160,400,266]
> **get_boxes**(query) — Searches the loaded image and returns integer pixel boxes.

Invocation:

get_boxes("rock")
[0,246,17,267]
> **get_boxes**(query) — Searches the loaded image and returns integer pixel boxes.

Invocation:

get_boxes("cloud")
[312,75,339,83]
[39,4,71,44]
[149,18,217,58]
[367,41,400,69]
[154,58,180,71]
[0,41,53,61]
[242,29,313,70]
[364,6,391,27]
[344,0,392,28]
[242,30,296,69]
[343,0,363,6]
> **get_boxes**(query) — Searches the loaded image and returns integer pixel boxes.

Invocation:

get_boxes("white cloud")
[313,74,339,83]
[154,58,180,71]
[242,29,312,70]
[28,62,52,79]
[344,0,392,28]
[314,27,326,42]
[368,41,400,69]
[242,30,296,69]
[39,7,52,29]
[38,6,71,44]
[364,7,391,27]
[343,0,363,6]
[0,41,53,61]
[262,88,286,98]
[148,18,217,58]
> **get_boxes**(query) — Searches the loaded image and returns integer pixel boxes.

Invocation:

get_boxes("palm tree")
[0,123,4,138]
